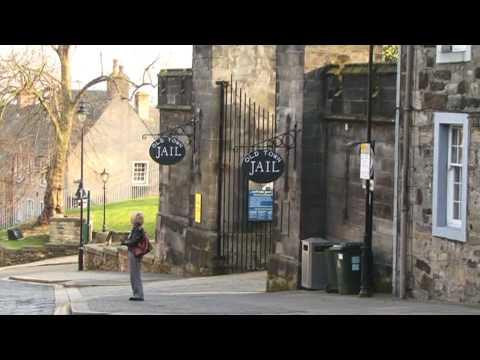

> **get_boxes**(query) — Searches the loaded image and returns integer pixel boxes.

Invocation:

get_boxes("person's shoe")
[129,297,144,301]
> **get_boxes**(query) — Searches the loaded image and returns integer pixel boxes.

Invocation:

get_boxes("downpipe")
[399,45,414,299]
[392,46,402,297]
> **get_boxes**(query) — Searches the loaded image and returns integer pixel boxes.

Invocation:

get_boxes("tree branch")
[72,75,109,106]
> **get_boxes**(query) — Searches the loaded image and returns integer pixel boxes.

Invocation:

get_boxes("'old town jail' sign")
[149,136,186,165]
[242,149,285,183]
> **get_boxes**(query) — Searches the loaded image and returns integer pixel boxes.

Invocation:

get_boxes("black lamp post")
[359,45,375,297]
[76,100,89,271]
[100,168,110,232]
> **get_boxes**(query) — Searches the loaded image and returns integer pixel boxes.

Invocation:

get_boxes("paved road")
[3,258,480,315]
[0,280,55,315]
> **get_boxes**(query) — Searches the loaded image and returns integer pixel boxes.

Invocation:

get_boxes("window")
[447,126,463,227]
[432,112,470,242]
[40,172,47,187]
[436,45,471,64]
[25,199,34,220]
[132,162,149,186]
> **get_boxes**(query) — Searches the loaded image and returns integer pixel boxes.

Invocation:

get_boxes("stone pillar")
[155,69,194,274]
[155,48,223,276]
[267,45,306,291]
[183,45,223,275]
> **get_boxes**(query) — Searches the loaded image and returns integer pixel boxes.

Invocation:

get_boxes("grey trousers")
[128,250,144,299]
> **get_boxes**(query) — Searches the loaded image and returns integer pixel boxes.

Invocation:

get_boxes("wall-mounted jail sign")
[149,136,186,165]
[242,150,285,183]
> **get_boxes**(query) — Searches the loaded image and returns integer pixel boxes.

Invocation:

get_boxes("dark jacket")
[122,225,145,250]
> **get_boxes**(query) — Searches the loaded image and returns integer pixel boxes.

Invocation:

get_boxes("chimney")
[135,92,150,120]
[112,59,119,75]
[107,60,130,99]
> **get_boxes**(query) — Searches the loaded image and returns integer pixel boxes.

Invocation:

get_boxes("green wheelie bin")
[330,242,363,295]
[325,247,339,293]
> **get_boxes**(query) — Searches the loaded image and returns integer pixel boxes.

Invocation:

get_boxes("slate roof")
[0,90,111,171]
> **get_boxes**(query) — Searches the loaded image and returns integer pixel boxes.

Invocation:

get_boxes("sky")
[0,45,193,104]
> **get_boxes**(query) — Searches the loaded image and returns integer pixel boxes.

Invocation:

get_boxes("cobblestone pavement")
[0,280,55,315]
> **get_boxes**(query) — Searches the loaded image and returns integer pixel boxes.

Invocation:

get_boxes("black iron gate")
[217,79,277,273]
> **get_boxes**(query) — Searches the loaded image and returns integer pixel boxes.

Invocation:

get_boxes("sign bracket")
[142,113,199,147]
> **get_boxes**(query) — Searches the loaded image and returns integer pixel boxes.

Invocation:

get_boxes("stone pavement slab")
[4,260,480,315]
[68,271,480,315]
[1,263,179,287]
[0,279,55,315]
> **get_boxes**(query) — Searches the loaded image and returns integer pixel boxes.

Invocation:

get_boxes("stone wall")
[305,45,379,73]
[84,244,169,273]
[267,50,397,293]
[322,64,397,292]
[49,217,86,244]
[404,45,480,304]
[212,45,277,113]
[0,243,78,267]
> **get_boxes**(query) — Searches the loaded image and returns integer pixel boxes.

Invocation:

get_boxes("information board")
[248,190,273,222]
[360,143,372,180]
[195,193,202,224]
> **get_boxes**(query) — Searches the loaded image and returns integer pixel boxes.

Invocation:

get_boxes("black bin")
[329,242,363,295]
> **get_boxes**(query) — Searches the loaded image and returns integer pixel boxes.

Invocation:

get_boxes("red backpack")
[133,231,153,257]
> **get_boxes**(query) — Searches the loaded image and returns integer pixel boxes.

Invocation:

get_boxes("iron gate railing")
[217,79,277,273]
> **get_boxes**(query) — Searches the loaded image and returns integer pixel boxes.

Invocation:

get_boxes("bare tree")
[0,45,158,225]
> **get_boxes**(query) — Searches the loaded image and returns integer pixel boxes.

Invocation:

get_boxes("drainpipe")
[399,45,414,299]
[392,46,402,297]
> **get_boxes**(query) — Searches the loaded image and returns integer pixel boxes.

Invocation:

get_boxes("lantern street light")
[76,100,91,271]
[100,168,110,232]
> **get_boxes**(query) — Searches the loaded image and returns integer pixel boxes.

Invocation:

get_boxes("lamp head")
[100,169,110,184]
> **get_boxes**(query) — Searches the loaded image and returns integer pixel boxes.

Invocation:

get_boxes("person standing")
[122,212,146,301]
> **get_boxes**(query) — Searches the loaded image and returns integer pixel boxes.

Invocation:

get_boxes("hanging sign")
[241,149,285,183]
[149,136,186,165]
[360,143,373,180]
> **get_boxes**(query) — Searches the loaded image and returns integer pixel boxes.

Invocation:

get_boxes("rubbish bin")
[325,248,339,293]
[330,242,363,295]
[301,238,334,290]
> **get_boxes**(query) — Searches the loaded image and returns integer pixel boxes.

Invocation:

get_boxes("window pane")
[454,183,460,201]
[453,202,460,220]
[451,146,457,163]
[458,146,462,163]
[454,167,461,183]
[452,128,458,145]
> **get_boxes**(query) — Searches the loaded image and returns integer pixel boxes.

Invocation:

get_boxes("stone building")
[394,45,480,304]
[0,60,159,228]
[155,45,397,284]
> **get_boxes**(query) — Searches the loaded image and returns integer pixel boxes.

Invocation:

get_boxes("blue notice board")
[248,190,273,222]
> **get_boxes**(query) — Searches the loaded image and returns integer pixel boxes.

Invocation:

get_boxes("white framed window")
[432,112,469,242]
[447,126,463,228]
[25,199,34,220]
[132,161,149,186]
[436,45,472,64]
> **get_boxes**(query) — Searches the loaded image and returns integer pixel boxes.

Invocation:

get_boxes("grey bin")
[301,238,334,290]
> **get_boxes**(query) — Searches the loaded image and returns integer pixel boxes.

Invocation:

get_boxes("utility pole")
[359,45,375,297]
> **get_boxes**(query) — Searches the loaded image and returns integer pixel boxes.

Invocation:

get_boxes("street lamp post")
[76,101,89,271]
[100,169,110,232]
[359,45,375,297]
